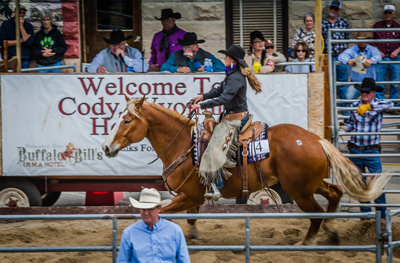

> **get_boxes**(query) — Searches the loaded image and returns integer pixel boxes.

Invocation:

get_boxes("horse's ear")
[136,95,145,110]
[124,94,131,103]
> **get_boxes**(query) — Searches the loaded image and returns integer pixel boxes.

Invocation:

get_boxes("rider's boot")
[204,183,221,201]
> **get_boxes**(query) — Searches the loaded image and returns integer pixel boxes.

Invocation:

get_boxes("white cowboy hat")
[129,188,172,209]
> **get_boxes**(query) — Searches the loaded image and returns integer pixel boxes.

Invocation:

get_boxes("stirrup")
[204,183,221,201]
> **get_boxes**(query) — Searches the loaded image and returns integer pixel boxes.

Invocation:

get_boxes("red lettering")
[78,77,104,95]
[106,83,117,95]
[91,118,109,135]
[173,103,185,113]
[139,83,151,95]
[59,97,76,115]
[194,77,210,94]
[126,83,137,95]
[78,103,90,115]
[92,97,105,115]
[175,83,186,95]
[153,83,173,95]
[212,82,221,89]
[211,106,222,115]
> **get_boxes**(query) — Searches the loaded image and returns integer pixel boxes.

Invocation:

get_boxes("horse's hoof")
[190,225,199,239]
[330,230,340,245]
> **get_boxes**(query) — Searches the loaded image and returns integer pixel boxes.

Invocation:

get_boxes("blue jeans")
[215,114,250,189]
[349,147,386,219]
[333,56,350,115]
[38,61,63,73]
[375,56,400,106]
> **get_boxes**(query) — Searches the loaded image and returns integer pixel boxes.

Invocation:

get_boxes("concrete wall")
[141,0,226,60]
[289,0,400,45]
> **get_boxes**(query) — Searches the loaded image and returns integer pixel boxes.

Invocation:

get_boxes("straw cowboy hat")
[129,188,172,209]
[218,44,248,67]
[103,29,133,45]
[354,31,373,40]
[355,77,383,92]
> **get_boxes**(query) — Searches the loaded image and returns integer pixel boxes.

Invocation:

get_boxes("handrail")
[21,64,77,73]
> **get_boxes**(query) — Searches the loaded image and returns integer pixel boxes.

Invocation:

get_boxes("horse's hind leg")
[315,180,343,245]
[187,206,200,239]
[293,196,326,245]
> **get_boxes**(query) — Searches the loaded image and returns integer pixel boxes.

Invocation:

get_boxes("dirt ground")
[1,216,400,263]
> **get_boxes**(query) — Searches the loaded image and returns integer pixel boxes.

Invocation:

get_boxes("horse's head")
[102,95,148,158]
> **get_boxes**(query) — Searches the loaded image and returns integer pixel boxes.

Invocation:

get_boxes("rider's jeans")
[215,114,250,189]
[348,147,386,219]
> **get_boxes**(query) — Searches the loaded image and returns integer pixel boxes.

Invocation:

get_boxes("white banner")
[1,73,308,176]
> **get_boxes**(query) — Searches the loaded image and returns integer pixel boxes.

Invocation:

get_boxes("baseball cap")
[329,0,342,9]
[384,5,396,12]
[15,5,27,11]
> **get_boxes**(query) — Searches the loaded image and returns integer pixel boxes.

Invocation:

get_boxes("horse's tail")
[319,139,391,202]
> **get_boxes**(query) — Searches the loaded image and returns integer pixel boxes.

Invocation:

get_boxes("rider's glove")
[356,103,371,116]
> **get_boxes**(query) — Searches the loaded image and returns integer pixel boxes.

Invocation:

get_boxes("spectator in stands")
[322,0,350,110]
[338,32,382,115]
[32,11,66,73]
[285,42,314,73]
[291,13,315,59]
[117,188,190,263]
[149,8,186,72]
[244,30,274,73]
[372,5,400,114]
[0,5,34,69]
[264,39,286,72]
[160,32,224,73]
[340,78,393,220]
[88,29,148,73]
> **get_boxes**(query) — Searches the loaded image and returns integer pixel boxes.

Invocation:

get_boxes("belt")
[347,142,380,151]
[221,111,248,122]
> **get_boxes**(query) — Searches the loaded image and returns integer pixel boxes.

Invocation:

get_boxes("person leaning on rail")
[87,29,148,73]
[117,188,191,263]
[244,30,274,73]
[149,8,186,72]
[338,32,382,116]
[371,5,400,114]
[0,5,34,69]
[291,13,316,59]
[284,42,314,73]
[340,78,394,220]
[32,11,67,73]
[160,32,225,73]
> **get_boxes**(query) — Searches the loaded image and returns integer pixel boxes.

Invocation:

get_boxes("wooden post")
[314,0,322,72]
[3,40,8,71]
[15,0,21,73]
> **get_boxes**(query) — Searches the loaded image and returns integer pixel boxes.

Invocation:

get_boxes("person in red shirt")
[372,5,400,114]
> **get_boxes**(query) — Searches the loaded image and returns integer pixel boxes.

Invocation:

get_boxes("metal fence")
[0,211,398,263]
[21,64,77,73]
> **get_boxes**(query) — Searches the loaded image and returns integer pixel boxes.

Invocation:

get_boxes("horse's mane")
[127,98,195,126]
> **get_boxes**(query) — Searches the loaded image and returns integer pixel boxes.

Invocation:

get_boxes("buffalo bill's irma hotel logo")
[18,143,103,167]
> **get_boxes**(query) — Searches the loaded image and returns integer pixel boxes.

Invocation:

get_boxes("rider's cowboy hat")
[218,44,248,67]
[155,8,182,20]
[355,77,383,92]
[103,29,133,45]
[177,32,205,46]
[129,188,172,209]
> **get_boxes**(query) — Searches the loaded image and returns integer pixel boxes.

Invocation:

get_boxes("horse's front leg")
[161,192,203,239]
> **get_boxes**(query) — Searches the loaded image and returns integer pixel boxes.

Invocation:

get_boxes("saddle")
[198,111,264,199]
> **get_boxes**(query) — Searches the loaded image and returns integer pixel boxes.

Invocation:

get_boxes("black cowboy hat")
[103,29,133,45]
[355,77,383,92]
[155,8,182,20]
[218,45,248,67]
[177,32,205,46]
[250,31,266,42]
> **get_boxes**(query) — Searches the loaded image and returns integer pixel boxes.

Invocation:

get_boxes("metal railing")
[21,64,77,73]
[0,211,395,263]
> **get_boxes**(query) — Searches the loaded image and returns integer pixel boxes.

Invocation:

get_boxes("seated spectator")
[0,5,34,69]
[338,32,382,115]
[149,8,186,72]
[87,29,148,73]
[244,30,273,73]
[32,11,66,73]
[160,32,224,73]
[285,42,314,73]
[291,13,315,59]
[264,39,286,72]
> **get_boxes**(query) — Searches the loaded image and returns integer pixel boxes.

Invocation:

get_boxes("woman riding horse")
[191,45,261,199]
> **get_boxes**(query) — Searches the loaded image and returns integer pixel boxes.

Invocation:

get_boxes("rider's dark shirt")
[200,66,248,113]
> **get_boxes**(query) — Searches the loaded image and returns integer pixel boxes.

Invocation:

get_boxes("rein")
[148,100,195,165]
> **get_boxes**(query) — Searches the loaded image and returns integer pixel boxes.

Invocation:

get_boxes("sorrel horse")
[103,96,390,245]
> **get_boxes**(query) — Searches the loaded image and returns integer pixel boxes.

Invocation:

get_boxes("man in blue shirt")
[88,29,148,73]
[0,5,34,69]
[117,188,190,263]
[339,32,382,115]
[160,32,224,73]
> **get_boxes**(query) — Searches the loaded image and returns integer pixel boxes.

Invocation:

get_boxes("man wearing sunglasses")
[372,5,400,115]
[322,0,350,113]
[340,78,393,220]
[0,5,34,69]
